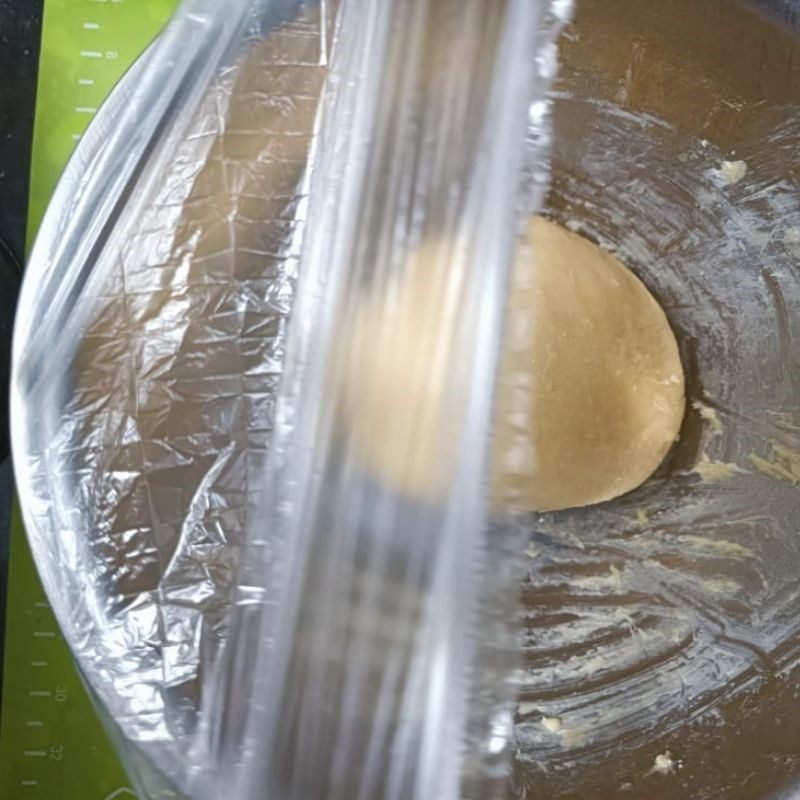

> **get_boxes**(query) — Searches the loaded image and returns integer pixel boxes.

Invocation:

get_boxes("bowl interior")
[513,2,800,797]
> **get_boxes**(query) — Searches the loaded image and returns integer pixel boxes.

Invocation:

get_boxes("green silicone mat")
[0,1,178,796]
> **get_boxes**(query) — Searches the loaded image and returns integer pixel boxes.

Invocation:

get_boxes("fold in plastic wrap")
[12,0,570,797]
[202,1,568,797]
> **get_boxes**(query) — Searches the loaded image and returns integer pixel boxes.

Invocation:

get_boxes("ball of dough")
[341,217,685,511]
[492,216,684,512]
[339,238,468,502]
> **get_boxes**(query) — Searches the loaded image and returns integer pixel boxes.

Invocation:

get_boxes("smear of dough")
[674,535,752,559]
[700,577,741,596]
[692,400,723,437]
[534,714,587,748]
[541,716,563,734]
[650,752,676,775]
[692,452,745,483]
[749,442,800,485]
[342,217,686,511]
[560,726,588,749]
[716,159,748,184]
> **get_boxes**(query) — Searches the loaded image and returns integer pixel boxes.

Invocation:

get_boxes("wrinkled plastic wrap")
[12,0,570,798]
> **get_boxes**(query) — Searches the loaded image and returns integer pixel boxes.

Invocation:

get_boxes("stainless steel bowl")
[12,1,800,798]
[513,2,800,798]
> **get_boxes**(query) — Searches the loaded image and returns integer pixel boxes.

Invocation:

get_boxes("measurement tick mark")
[20,780,38,787]
[33,602,49,609]
[30,660,48,667]
[80,50,103,58]
[83,22,100,29]
[24,751,47,758]
[26,720,43,727]
[28,691,52,698]
[33,631,56,638]
[75,107,98,114]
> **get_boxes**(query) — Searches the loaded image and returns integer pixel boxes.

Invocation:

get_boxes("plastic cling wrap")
[203,1,566,798]
[14,2,335,795]
[12,0,570,797]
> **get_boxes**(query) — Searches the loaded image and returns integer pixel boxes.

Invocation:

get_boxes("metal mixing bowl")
[11,1,800,798]
[513,2,800,798]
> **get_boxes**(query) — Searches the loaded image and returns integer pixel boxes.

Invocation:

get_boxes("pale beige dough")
[493,216,685,511]
[342,216,686,511]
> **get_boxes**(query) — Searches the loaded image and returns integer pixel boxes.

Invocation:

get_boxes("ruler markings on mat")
[0,1,178,797]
